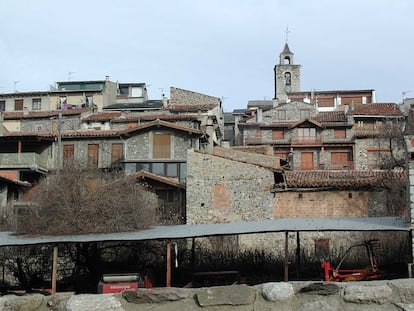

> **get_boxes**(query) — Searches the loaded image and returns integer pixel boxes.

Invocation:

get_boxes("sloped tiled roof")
[0,175,31,187]
[168,103,218,112]
[82,112,121,121]
[120,119,203,136]
[112,113,200,123]
[350,103,403,116]
[275,170,405,189]
[128,171,186,189]
[313,111,347,122]
[3,109,89,120]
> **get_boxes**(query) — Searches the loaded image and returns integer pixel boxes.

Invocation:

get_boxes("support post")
[51,246,58,294]
[284,231,289,282]
[166,240,171,287]
[296,231,300,280]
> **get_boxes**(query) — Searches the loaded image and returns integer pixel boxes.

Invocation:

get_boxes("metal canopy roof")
[0,217,408,247]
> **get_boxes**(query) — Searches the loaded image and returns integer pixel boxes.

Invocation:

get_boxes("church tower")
[274,42,301,101]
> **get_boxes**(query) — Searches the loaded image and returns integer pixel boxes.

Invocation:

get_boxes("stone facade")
[186,149,275,224]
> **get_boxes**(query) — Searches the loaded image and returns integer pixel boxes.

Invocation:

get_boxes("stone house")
[0,78,118,113]
[350,103,406,170]
[0,175,30,220]
[186,147,407,254]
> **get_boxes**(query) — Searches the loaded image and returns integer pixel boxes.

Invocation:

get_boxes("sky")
[0,1,413,112]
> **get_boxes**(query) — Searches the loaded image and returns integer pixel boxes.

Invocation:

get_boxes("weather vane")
[285,26,291,43]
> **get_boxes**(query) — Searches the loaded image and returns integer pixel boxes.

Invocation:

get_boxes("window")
[32,98,41,110]
[278,110,286,120]
[14,99,23,111]
[272,129,284,139]
[0,100,5,111]
[87,144,99,168]
[63,144,74,165]
[59,96,67,109]
[331,151,352,169]
[297,128,316,142]
[300,110,310,119]
[111,143,124,167]
[153,133,171,158]
[334,129,346,139]
[166,163,178,177]
[86,96,93,108]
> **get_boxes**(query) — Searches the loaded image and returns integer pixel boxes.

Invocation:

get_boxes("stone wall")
[169,87,221,106]
[274,190,388,218]
[5,279,414,311]
[186,149,275,224]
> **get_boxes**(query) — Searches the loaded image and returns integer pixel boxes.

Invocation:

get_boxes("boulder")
[66,294,123,311]
[261,282,294,301]
[122,287,192,304]
[298,282,339,296]
[342,284,392,304]
[196,285,256,306]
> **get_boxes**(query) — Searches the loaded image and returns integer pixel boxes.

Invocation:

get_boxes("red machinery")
[97,273,152,294]
[321,239,384,282]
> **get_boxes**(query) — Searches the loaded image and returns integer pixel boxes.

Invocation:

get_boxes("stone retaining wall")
[3,279,414,311]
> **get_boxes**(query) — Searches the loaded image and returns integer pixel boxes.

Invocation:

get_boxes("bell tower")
[274,38,301,101]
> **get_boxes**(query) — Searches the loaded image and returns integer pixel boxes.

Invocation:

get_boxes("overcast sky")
[0,1,413,111]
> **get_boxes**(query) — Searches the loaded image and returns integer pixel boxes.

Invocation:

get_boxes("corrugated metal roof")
[0,217,407,246]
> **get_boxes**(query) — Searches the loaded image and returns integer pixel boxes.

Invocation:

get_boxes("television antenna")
[13,81,20,92]
[68,72,76,81]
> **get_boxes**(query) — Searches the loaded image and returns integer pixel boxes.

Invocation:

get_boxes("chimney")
[105,75,110,82]
[256,108,263,123]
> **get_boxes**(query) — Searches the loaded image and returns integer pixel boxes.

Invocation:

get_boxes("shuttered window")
[14,99,23,111]
[153,133,170,159]
[87,144,99,168]
[111,143,123,167]
[63,144,74,162]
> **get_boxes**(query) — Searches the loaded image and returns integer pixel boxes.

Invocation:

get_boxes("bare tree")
[12,162,159,235]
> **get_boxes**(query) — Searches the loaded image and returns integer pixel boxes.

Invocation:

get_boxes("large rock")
[389,279,414,303]
[196,285,256,306]
[261,282,294,301]
[298,282,339,296]
[122,287,192,304]
[342,284,392,304]
[66,294,124,311]
[0,294,45,311]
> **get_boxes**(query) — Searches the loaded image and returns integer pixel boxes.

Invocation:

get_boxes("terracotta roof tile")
[275,170,405,189]
[82,112,121,121]
[112,113,200,123]
[313,111,347,122]
[350,103,403,116]
[168,103,218,112]
[3,109,90,120]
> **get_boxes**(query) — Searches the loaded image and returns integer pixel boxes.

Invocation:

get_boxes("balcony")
[245,136,291,145]
[354,124,403,138]
[291,136,323,146]
[0,153,49,171]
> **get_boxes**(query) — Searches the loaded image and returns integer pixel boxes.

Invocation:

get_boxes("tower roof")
[281,43,293,54]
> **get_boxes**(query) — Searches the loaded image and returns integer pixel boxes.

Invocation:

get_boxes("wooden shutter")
[111,143,123,166]
[334,129,346,139]
[14,99,23,111]
[153,133,170,159]
[87,144,99,167]
[272,130,284,139]
[63,145,74,163]
[331,152,349,168]
[301,152,314,170]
